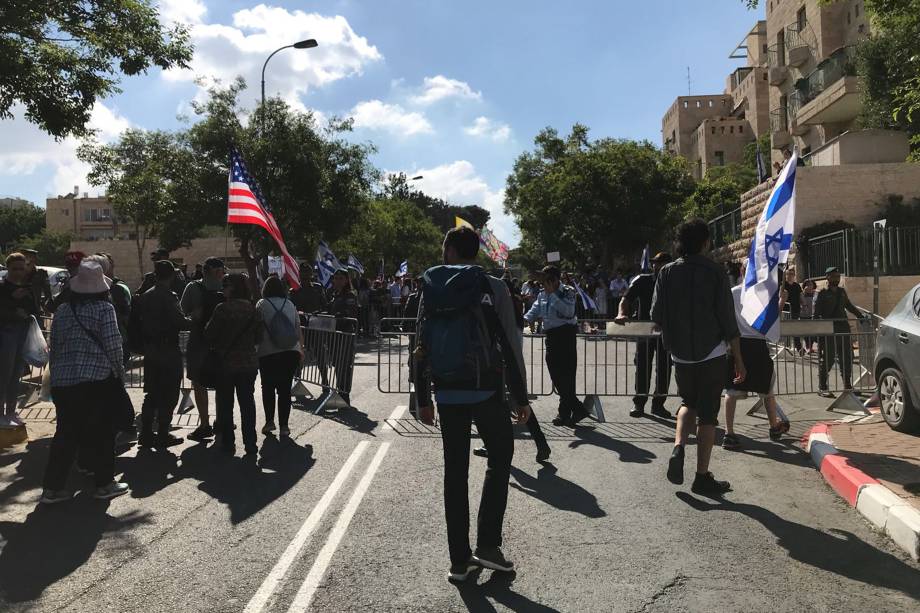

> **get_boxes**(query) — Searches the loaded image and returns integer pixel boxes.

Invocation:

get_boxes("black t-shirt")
[624,274,655,320]
[783,281,802,315]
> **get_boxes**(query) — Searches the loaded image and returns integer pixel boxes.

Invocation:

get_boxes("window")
[912,288,920,318]
[63,209,69,216]
[684,101,688,109]
[720,126,725,134]
[739,125,744,133]
[709,100,713,107]
[848,12,851,25]
[855,3,860,17]
[696,101,702,108]
[797,7,807,30]
[711,127,716,135]
[763,43,768,54]
[715,151,725,166]
[763,72,768,80]
[730,126,735,134]
[102,208,111,219]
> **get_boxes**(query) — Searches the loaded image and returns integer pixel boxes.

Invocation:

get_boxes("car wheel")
[878,367,920,433]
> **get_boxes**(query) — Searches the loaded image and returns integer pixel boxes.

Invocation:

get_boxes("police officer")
[614,252,674,419]
[137,260,191,448]
[524,265,586,426]
[814,266,865,395]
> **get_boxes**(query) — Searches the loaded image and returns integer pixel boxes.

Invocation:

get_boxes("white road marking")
[380,405,407,432]
[244,441,370,613]
[287,442,392,612]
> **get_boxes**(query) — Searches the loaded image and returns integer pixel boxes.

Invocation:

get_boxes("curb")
[803,423,920,561]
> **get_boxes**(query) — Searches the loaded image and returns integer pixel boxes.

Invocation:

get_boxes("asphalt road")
[1,337,918,612]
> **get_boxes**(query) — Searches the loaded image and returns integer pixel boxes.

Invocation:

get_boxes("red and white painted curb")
[803,422,920,560]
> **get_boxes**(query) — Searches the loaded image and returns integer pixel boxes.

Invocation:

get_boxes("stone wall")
[840,275,920,317]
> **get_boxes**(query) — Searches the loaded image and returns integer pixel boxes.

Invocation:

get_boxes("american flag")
[227,148,301,289]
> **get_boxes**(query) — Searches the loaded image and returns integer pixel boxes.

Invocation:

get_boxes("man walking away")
[651,219,745,496]
[814,267,865,397]
[180,257,226,440]
[524,266,587,426]
[615,252,673,419]
[416,226,532,583]
[138,260,191,448]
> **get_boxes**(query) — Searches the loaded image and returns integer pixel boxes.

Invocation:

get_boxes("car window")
[913,287,920,319]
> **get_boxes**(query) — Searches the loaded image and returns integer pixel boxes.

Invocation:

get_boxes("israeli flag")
[395,260,408,278]
[347,254,365,275]
[315,240,343,288]
[740,150,798,341]
[573,281,598,311]
[640,244,650,273]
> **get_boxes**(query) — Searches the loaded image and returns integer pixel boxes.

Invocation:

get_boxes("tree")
[79,129,200,277]
[0,203,45,253]
[0,0,192,138]
[15,230,72,265]
[505,125,695,269]
[383,173,491,232]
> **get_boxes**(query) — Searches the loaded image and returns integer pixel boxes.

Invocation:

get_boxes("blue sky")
[0,0,761,246]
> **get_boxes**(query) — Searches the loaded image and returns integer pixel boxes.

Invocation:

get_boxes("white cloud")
[350,100,433,136]
[464,116,511,143]
[410,75,481,106]
[410,161,518,247]
[0,103,131,201]
[161,3,382,110]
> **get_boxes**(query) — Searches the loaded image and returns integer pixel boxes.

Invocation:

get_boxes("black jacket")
[650,254,739,362]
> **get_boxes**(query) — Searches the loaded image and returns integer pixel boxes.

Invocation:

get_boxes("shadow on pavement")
[0,439,51,510]
[568,426,657,463]
[510,464,605,518]
[837,449,920,493]
[320,407,379,436]
[455,570,562,613]
[676,492,920,599]
[0,501,151,604]
[722,435,812,468]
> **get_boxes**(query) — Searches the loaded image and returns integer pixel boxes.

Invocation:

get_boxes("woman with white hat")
[40,260,130,504]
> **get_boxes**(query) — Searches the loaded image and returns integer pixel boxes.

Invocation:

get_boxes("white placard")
[546,251,561,263]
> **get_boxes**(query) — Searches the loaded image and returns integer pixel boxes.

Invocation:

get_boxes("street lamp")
[261,38,318,128]
[409,175,423,181]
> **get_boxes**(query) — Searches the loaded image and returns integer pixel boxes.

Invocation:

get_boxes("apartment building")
[765,0,908,166]
[661,21,770,179]
[45,187,129,241]
[0,196,33,210]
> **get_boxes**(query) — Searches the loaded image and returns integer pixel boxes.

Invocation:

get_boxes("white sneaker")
[40,489,74,504]
[261,421,276,434]
[94,481,130,500]
[9,414,25,427]
[0,416,16,429]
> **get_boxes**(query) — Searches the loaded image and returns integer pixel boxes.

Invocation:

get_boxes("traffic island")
[803,415,920,560]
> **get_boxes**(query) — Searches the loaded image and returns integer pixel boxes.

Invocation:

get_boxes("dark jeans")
[819,335,854,389]
[545,324,579,419]
[633,336,672,409]
[0,321,27,415]
[438,395,514,565]
[43,379,117,489]
[140,352,182,434]
[216,369,258,450]
[259,351,300,429]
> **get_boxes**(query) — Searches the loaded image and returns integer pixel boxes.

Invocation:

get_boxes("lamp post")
[260,38,318,129]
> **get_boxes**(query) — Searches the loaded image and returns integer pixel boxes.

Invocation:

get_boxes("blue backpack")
[418,265,502,391]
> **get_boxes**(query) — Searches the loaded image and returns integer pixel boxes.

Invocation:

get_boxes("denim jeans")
[0,321,27,415]
[438,394,514,565]
[216,369,258,451]
[259,351,300,429]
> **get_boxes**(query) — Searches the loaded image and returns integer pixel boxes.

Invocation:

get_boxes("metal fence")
[709,208,743,250]
[806,225,920,278]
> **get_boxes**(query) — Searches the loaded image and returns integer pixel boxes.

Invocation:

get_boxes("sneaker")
[261,421,276,435]
[8,414,25,427]
[94,481,130,500]
[818,389,835,399]
[722,433,742,451]
[0,416,16,429]
[650,406,673,419]
[629,407,645,418]
[536,444,551,463]
[551,416,567,427]
[156,433,184,449]
[447,559,478,583]
[40,489,74,504]
[568,408,590,426]
[138,431,156,448]
[691,472,732,497]
[769,420,791,441]
[473,547,515,572]
[472,446,488,458]
[667,445,685,485]
[187,424,214,442]
[280,426,291,438]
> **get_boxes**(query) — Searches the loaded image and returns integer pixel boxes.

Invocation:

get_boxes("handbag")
[198,316,253,389]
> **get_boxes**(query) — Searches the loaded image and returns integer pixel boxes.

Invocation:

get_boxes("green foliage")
[505,125,695,269]
[333,199,443,276]
[0,203,45,253]
[15,230,73,265]
[0,0,192,138]
[383,173,490,232]
[854,0,920,160]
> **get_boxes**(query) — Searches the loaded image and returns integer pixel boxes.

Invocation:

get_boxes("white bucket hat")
[69,260,112,294]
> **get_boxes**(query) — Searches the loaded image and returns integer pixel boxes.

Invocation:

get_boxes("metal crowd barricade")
[294,315,358,414]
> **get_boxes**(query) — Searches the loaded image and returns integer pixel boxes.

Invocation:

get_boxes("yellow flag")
[455,216,474,229]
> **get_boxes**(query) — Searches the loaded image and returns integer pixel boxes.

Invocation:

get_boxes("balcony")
[784,23,813,67]
[793,47,859,125]
[787,92,810,135]
[766,44,788,85]
[770,108,791,149]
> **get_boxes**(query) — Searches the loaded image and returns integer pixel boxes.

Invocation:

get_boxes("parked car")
[874,283,920,432]
[0,266,69,298]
